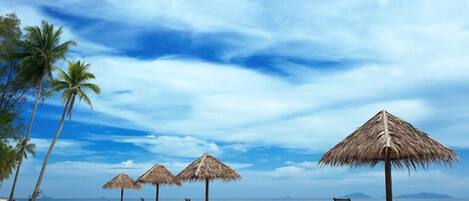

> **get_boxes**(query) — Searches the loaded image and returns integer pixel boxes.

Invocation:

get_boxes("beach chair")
[333,198,351,201]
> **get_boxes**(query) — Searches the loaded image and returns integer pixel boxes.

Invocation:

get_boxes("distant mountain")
[396,192,454,199]
[37,196,54,200]
[342,192,372,199]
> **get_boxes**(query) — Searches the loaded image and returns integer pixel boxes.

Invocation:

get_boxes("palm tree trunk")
[8,84,43,201]
[30,94,73,201]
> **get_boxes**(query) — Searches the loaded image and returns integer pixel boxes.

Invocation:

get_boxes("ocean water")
[14,198,469,201]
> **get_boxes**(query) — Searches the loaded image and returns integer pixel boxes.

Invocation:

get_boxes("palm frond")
[77,88,93,109]
[18,21,74,87]
[81,83,101,95]
[52,60,99,118]
[51,80,69,93]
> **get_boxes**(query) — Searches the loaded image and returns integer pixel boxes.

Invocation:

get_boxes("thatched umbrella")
[319,110,457,201]
[103,173,142,201]
[137,164,181,201]
[176,153,241,201]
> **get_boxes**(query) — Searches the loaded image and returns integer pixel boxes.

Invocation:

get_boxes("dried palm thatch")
[103,173,141,201]
[319,110,457,169]
[138,164,181,185]
[176,153,241,181]
[138,164,181,201]
[177,153,240,201]
[319,110,457,201]
[103,173,142,189]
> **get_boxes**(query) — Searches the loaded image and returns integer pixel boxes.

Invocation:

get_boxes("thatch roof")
[103,173,142,189]
[319,110,457,169]
[176,153,241,181]
[137,164,181,186]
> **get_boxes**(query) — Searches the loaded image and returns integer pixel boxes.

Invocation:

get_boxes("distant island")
[37,196,54,200]
[341,192,372,199]
[396,192,454,199]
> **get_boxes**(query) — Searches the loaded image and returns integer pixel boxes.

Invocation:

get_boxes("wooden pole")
[383,111,393,201]
[205,179,209,201]
[385,149,393,201]
[121,188,124,201]
[156,184,159,201]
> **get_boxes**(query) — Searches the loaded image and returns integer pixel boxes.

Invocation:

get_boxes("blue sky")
[1,0,469,199]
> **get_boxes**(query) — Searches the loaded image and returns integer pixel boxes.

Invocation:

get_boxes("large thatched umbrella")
[137,164,181,201]
[176,153,240,201]
[103,173,142,201]
[319,110,457,201]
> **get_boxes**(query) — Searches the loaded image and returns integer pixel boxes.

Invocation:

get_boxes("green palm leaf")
[19,21,76,87]
[52,60,100,118]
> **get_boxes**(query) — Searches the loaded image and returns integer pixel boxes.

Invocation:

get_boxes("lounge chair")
[333,198,351,201]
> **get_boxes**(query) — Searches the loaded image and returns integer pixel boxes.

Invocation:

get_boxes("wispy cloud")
[30,138,96,156]
[86,134,223,158]
[77,55,463,151]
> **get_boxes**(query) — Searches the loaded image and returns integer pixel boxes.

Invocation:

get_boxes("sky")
[1,0,469,199]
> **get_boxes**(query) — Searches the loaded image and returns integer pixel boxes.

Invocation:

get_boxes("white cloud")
[87,134,222,158]
[20,1,469,62]
[3,1,469,150]
[30,138,96,156]
[285,161,319,169]
[5,0,469,150]
[75,55,464,151]
[226,162,253,170]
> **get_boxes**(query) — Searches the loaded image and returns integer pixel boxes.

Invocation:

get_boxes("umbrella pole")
[385,150,393,201]
[205,179,209,201]
[121,188,124,201]
[156,184,159,201]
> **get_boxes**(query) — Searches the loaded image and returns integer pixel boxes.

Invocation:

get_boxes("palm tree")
[0,138,35,186]
[0,143,17,183]
[8,21,75,201]
[0,139,35,183]
[30,60,100,201]
[15,137,36,160]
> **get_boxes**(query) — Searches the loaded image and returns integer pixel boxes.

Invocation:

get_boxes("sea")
[10,198,469,201]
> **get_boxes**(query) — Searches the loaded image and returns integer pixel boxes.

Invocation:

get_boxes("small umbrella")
[103,173,142,201]
[319,110,457,201]
[176,153,240,201]
[137,164,181,201]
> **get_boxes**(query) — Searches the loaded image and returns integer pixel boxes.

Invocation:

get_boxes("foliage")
[0,13,36,184]
[0,142,17,182]
[20,21,75,87]
[0,13,32,141]
[52,60,101,117]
